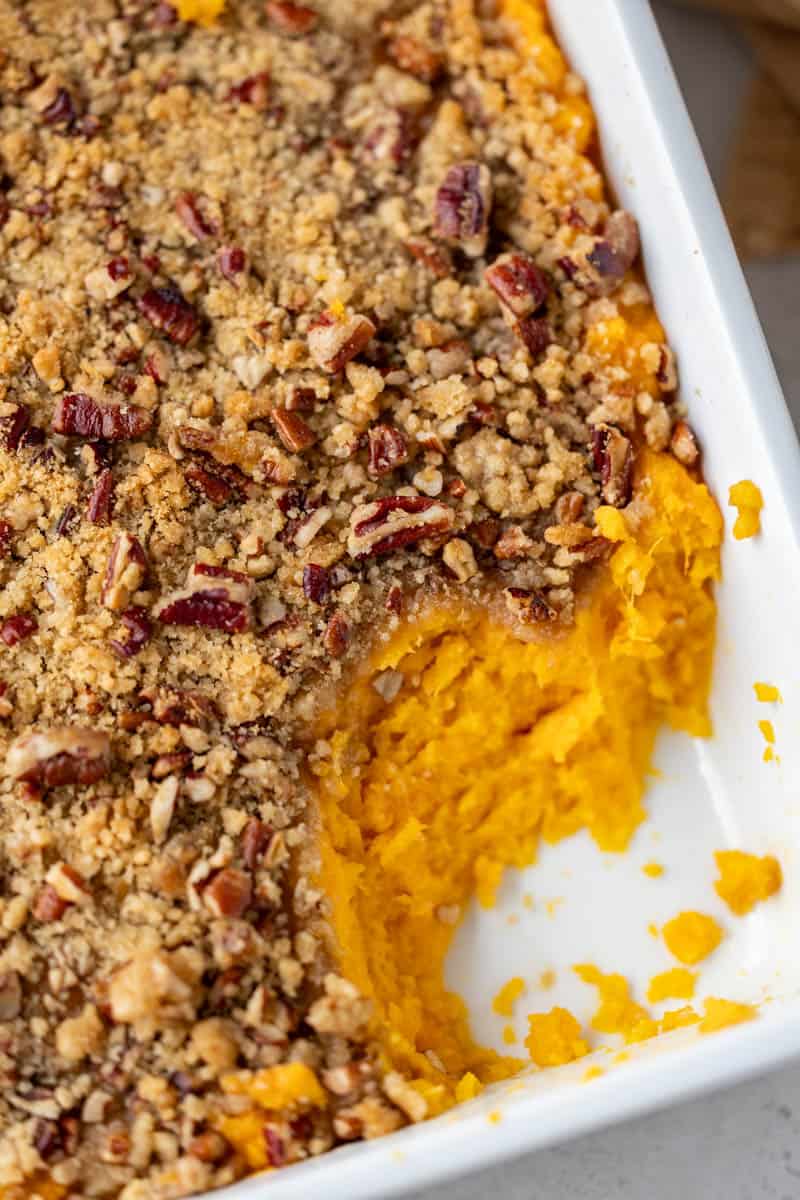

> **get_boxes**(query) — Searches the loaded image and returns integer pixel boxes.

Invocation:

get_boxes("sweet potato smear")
[313,451,722,1103]
[714,850,783,916]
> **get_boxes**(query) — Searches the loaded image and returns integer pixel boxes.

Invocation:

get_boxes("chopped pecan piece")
[555,491,585,524]
[110,607,153,659]
[307,312,376,373]
[84,257,133,301]
[442,537,477,582]
[367,425,408,478]
[218,245,247,281]
[271,409,316,452]
[0,972,22,1020]
[302,563,330,604]
[188,1132,229,1164]
[138,286,200,345]
[1,403,31,452]
[363,110,420,167]
[656,345,678,391]
[504,586,557,624]
[203,868,252,919]
[485,253,549,320]
[493,526,534,560]
[144,345,171,385]
[570,536,613,564]
[347,496,454,558]
[150,775,179,844]
[1,613,37,646]
[43,87,78,126]
[155,563,255,633]
[265,2,318,34]
[404,238,452,278]
[6,727,111,788]
[387,34,443,82]
[433,161,492,257]
[543,522,595,547]
[87,468,114,525]
[175,192,218,241]
[241,818,273,870]
[323,611,350,657]
[102,532,148,612]
[585,210,640,295]
[591,424,633,507]
[141,687,218,727]
[286,386,316,412]
[178,425,295,485]
[45,862,91,904]
[227,72,270,109]
[185,462,233,506]
[53,394,152,441]
[294,504,332,549]
[152,751,191,780]
[670,419,700,467]
[516,316,552,358]
[34,885,69,923]
[54,506,77,538]
[184,459,251,506]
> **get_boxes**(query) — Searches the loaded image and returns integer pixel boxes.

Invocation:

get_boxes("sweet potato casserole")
[0,0,747,1196]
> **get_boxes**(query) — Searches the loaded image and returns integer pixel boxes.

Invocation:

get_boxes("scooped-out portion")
[313,450,722,1110]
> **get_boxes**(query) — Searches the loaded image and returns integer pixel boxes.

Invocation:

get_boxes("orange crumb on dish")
[714,850,782,916]
[626,1017,659,1043]
[763,746,777,764]
[522,893,534,910]
[660,1006,701,1032]
[647,968,696,1004]
[454,1072,483,1102]
[630,1004,702,1041]
[539,969,556,990]
[583,1065,605,1081]
[754,682,782,703]
[614,1051,630,1063]
[175,0,226,24]
[699,997,757,1033]
[502,1024,518,1045]
[728,480,763,540]
[662,911,724,965]
[574,964,650,1037]
[492,977,526,1017]
[525,1007,589,1068]
[488,1110,502,1125]
[758,719,776,744]
[647,922,659,939]
[642,861,664,878]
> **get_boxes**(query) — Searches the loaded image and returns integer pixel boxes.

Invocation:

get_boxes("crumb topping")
[0,0,694,1194]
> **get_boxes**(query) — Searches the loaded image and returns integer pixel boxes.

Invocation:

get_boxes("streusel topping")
[0,0,695,1195]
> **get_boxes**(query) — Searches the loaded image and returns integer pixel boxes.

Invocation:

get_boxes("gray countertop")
[412,6,800,1198]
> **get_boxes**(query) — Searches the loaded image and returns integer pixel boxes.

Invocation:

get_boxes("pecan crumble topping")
[0,0,696,1194]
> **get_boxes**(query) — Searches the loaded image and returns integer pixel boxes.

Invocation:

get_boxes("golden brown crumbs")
[0,0,695,1194]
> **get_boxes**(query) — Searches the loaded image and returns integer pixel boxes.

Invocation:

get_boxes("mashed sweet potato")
[314,450,722,1103]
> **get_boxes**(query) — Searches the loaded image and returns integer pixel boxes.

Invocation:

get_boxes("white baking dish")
[218,2,800,1196]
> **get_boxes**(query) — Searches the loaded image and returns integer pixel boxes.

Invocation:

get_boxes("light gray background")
[412,5,800,1198]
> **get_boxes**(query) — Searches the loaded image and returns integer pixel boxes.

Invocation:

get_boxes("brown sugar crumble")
[0,0,695,1194]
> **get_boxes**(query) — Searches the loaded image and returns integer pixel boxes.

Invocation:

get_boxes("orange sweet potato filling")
[315,451,722,1109]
